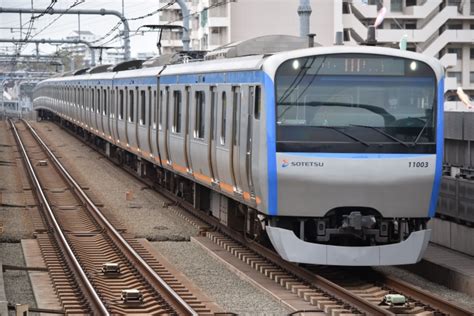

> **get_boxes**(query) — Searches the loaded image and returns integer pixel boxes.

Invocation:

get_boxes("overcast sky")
[0,0,167,57]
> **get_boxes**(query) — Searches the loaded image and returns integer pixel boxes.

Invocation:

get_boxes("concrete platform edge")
[404,258,474,297]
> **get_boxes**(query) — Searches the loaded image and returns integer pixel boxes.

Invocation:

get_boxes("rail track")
[9,119,211,315]
[37,118,473,316]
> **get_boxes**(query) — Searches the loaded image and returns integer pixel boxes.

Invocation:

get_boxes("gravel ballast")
[28,120,474,314]
[0,243,37,310]
[152,241,292,315]
[33,121,293,314]
[33,122,198,240]
[0,121,35,242]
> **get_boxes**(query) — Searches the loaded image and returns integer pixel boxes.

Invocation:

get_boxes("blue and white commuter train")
[33,36,445,266]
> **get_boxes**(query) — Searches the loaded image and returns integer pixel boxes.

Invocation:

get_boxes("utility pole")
[298,0,312,37]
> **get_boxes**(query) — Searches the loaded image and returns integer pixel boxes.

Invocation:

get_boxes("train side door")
[237,86,252,197]
[215,87,232,192]
[231,86,243,194]
[184,86,192,173]
[158,87,170,165]
[209,87,219,184]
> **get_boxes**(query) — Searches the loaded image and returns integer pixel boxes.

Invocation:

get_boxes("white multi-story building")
[64,30,126,66]
[64,30,97,66]
[158,0,474,103]
[342,0,474,108]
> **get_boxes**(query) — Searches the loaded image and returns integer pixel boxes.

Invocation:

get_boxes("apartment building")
[342,0,474,109]
[158,0,474,104]
[158,0,339,53]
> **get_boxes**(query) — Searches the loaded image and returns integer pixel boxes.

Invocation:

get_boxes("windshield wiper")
[350,124,409,148]
[318,126,369,147]
[412,118,431,146]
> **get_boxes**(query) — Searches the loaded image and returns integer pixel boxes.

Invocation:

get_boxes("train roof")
[36,44,445,87]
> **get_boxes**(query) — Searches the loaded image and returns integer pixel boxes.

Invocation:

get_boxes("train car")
[33,35,445,266]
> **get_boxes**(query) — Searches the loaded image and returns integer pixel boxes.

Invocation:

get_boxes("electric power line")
[90,1,176,46]
[98,0,235,47]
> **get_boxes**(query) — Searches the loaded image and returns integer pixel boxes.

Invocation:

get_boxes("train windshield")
[275,54,437,153]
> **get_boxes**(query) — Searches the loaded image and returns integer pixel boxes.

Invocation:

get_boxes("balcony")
[351,0,442,18]
[343,6,462,46]
[425,30,474,56]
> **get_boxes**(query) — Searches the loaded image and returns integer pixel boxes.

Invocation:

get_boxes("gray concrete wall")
[429,217,474,256]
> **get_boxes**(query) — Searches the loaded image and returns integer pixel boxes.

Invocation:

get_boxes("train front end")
[262,47,444,266]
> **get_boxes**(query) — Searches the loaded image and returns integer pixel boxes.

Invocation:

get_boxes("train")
[33,35,445,266]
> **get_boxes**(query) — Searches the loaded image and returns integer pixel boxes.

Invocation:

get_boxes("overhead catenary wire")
[97,0,234,47]
[3,0,84,82]
[90,1,176,46]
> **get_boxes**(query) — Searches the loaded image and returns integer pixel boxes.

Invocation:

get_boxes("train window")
[159,90,164,130]
[148,87,152,126]
[254,86,261,119]
[92,88,96,112]
[110,88,115,118]
[195,91,205,139]
[103,89,108,115]
[129,89,134,122]
[140,90,146,126]
[97,89,101,113]
[81,88,84,108]
[119,89,124,120]
[221,92,226,145]
[211,88,217,141]
[153,90,157,129]
[172,91,182,133]
[232,87,240,146]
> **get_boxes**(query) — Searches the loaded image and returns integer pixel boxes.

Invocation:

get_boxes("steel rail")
[146,179,394,315]
[8,119,109,315]
[57,121,392,315]
[22,120,198,316]
[48,118,473,316]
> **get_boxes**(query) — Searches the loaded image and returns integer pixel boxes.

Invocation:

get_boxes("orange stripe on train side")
[172,163,188,174]
[194,172,212,184]
[219,182,234,194]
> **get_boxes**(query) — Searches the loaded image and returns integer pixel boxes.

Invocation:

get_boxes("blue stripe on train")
[264,74,278,216]
[428,77,444,218]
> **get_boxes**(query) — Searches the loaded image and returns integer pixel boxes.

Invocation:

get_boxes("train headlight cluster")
[410,61,417,71]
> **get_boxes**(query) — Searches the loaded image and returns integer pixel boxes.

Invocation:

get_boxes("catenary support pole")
[0,7,130,60]
[175,0,190,51]
[0,38,96,67]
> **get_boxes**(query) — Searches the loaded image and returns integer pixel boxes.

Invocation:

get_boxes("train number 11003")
[408,161,429,168]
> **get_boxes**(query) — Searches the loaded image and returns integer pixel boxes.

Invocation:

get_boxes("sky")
[0,0,169,58]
